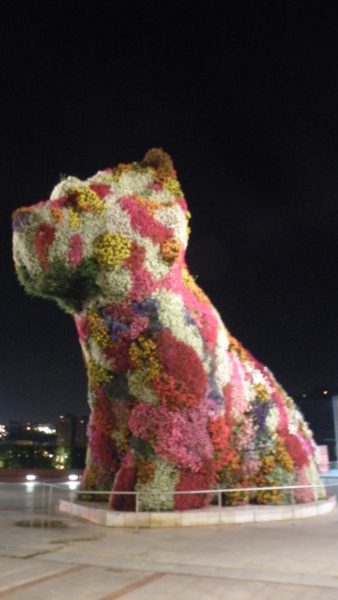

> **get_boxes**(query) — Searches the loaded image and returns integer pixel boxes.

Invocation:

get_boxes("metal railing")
[1,465,338,527]
[32,479,338,522]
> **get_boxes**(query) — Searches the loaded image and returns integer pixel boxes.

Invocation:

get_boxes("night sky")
[2,1,338,422]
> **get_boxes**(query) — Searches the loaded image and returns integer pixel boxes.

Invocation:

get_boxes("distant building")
[56,414,89,447]
[295,387,338,461]
[75,415,89,447]
[56,414,76,446]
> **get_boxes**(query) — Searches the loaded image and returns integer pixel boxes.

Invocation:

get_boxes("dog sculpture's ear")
[141,148,177,181]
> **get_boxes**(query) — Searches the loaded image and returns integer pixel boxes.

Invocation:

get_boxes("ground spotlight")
[67,481,80,490]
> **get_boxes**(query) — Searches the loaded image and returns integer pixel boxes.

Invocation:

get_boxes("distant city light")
[323,390,328,395]
[36,425,56,434]
[0,424,8,439]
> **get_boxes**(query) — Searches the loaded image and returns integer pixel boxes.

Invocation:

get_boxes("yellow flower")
[164,177,183,197]
[67,187,105,215]
[94,232,131,270]
[186,210,192,237]
[275,437,294,472]
[88,360,112,386]
[111,431,128,452]
[87,309,112,348]
[261,455,275,474]
[129,336,161,383]
[182,267,209,304]
[68,208,81,228]
[255,383,270,401]
[111,163,132,182]
[228,336,248,361]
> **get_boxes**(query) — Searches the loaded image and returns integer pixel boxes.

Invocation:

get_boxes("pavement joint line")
[0,564,87,598]
[40,554,338,589]
[97,573,165,600]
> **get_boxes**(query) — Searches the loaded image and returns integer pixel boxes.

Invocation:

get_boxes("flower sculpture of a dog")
[12,149,325,510]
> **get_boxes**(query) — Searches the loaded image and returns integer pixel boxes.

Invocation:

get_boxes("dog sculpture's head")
[12,149,191,313]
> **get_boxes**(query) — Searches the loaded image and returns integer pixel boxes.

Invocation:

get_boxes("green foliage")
[16,258,100,314]
[130,436,154,458]
[0,444,55,468]
[0,444,85,469]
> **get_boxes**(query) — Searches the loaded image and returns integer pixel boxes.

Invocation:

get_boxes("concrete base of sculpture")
[59,495,336,527]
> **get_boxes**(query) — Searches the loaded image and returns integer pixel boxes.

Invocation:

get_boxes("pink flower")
[147,182,163,192]
[74,313,89,341]
[68,234,83,268]
[129,315,149,339]
[293,469,315,503]
[34,223,55,270]
[120,196,173,244]
[128,403,212,472]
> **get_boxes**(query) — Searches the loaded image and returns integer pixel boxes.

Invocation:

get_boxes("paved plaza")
[1,484,338,599]
[0,500,338,600]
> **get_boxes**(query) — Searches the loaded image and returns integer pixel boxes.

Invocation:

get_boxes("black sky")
[2,0,338,422]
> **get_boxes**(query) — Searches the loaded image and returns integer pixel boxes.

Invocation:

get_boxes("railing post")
[290,487,295,526]
[70,488,75,523]
[220,489,223,524]
[30,481,35,528]
[48,484,53,526]
[41,481,46,514]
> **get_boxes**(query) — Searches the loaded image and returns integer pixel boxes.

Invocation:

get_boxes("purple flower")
[252,400,270,435]
[132,299,159,317]
[12,211,31,231]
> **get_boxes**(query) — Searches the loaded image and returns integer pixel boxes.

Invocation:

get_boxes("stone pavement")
[1,506,338,599]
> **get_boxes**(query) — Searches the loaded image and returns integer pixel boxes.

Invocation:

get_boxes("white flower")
[50,176,84,200]
[114,170,154,197]
[153,289,206,363]
[155,204,189,247]
[137,236,170,280]
[136,459,179,511]
[13,229,42,277]
[87,170,115,185]
[213,326,231,390]
[87,338,111,369]
[265,406,279,433]
[96,268,132,303]
[106,200,135,238]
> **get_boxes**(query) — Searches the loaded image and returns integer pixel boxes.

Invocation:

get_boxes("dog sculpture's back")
[12,149,325,510]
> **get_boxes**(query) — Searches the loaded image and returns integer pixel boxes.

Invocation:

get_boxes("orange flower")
[160,238,181,263]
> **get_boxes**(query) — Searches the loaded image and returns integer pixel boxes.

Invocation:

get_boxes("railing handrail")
[38,479,338,496]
